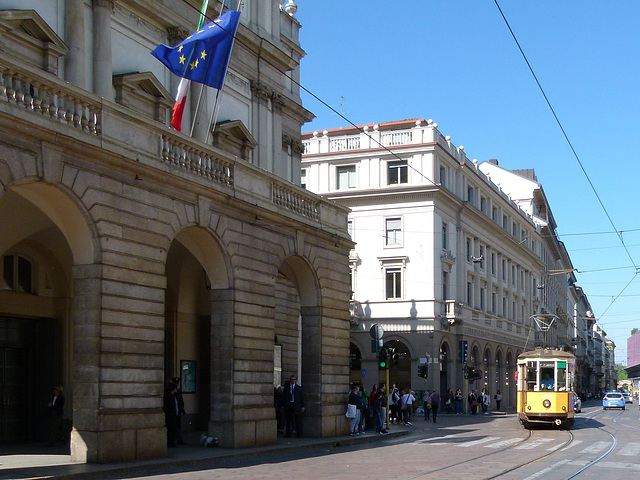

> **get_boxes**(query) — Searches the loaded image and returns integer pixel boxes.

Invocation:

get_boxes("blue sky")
[296,1,640,365]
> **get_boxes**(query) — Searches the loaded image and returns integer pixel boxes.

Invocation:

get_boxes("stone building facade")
[302,119,610,407]
[0,0,352,464]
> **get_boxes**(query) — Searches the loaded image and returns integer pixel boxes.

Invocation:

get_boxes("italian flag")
[171,78,189,131]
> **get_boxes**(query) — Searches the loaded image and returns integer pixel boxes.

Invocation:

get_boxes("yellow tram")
[516,348,577,428]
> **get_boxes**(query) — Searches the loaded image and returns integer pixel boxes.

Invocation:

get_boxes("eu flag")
[151,10,240,90]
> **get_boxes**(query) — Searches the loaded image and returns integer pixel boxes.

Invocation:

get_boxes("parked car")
[623,392,632,404]
[574,395,582,413]
[602,392,625,410]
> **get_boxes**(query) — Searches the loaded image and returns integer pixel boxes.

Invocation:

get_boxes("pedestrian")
[423,390,431,420]
[455,388,464,414]
[445,388,454,414]
[379,383,388,432]
[494,390,502,411]
[389,387,400,424]
[275,385,285,433]
[163,381,179,447]
[430,389,441,423]
[171,377,187,444]
[469,389,478,415]
[47,385,65,446]
[348,384,364,436]
[359,383,369,433]
[400,389,415,425]
[285,374,305,437]
[372,390,384,434]
[483,389,491,414]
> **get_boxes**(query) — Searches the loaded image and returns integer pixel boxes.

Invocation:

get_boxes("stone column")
[92,0,114,98]
[300,305,323,437]
[208,289,237,445]
[70,264,103,463]
[65,0,86,87]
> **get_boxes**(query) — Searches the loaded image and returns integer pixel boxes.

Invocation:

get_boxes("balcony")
[444,300,463,326]
[0,51,343,231]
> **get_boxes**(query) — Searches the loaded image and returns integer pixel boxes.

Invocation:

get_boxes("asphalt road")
[98,401,640,480]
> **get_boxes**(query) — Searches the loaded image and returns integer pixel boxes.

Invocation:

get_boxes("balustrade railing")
[330,136,360,152]
[161,135,234,187]
[0,59,101,135]
[272,182,320,221]
[381,130,412,147]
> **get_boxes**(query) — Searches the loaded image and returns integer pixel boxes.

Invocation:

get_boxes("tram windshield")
[540,368,554,390]
[521,358,572,391]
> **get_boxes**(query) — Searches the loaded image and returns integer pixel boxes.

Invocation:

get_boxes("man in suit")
[47,385,65,446]
[285,374,305,437]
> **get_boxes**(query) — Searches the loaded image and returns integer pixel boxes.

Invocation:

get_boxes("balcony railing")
[0,51,347,231]
[0,56,101,136]
[381,130,412,147]
[330,136,361,152]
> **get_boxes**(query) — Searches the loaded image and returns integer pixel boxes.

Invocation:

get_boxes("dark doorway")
[0,317,58,443]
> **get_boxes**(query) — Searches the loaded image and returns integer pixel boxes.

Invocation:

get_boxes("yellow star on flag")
[190,59,199,70]
[178,45,183,52]
[200,50,207,60]
[179,55,186,64]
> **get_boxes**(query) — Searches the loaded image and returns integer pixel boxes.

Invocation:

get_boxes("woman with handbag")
[347,384,363,436]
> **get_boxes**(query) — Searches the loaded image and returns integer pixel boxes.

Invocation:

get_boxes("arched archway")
[276,255,322,437]
[165,227,231,432]
[495,349,504,408]
[0,184,96,445]
[383,339,411,391]
[506,351,515,407]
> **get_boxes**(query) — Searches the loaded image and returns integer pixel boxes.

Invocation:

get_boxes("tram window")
[526,365,537,391]
[557,366,567,391]
[540,368,555,390]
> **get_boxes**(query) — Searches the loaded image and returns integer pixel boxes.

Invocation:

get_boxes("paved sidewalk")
[0,426,410,480]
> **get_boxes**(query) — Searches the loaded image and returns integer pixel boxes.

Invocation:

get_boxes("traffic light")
[418,363,429,379]
[388,347,399,367]
[459,340,468,364]
[378,347,388,369]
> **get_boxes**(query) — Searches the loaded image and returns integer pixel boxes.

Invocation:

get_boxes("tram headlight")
[562,406,566,411]
[543,399,551,408]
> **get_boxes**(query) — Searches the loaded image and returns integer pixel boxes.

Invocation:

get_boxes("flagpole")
[190,0,226,137]
[205,0,241,145]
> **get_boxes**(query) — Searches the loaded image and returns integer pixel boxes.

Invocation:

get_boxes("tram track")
[402,427,542,479]
[483,429,574,480]
[487,408,618,480]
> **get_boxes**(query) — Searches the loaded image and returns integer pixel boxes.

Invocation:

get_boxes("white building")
[302,119,598,408]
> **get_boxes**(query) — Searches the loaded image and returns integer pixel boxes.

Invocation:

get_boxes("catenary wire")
[184,1,634,327]
[493,0,640,322]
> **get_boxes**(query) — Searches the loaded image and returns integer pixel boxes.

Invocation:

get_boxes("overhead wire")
[493,0,640,321]
[183,1,633,330]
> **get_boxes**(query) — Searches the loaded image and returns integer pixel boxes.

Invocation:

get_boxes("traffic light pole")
[386,367,390,429]
[463,364,468,414]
